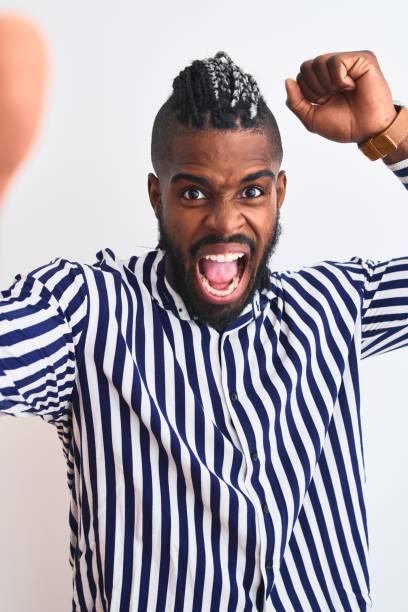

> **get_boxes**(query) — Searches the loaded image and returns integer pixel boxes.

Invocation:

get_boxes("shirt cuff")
[387,157,408,190]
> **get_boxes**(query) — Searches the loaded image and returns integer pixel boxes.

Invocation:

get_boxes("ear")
[276,170,287,209]
[148,172,161,217]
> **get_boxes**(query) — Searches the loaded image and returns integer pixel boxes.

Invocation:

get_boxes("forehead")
[167,129,277,177]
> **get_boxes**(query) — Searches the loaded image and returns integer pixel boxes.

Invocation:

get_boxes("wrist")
[359,104,408,161]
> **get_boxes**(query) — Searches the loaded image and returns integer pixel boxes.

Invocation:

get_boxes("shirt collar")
[98,248,279,329]
[149,249,280,329]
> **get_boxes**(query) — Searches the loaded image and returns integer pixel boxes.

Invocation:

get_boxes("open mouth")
[194,244,250,304]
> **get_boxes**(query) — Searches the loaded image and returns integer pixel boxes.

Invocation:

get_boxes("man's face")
[148,129,286,329]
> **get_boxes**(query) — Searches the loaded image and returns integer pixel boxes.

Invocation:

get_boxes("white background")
[0,1,407,610]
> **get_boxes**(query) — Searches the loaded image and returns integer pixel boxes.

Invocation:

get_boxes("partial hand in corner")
[0,14,48,203]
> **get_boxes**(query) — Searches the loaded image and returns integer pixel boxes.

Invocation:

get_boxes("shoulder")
[268,256,370,311]
[82,247,160,284]
[1,256,87,303]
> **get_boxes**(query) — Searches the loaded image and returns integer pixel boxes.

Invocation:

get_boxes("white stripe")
[3,249,408,609]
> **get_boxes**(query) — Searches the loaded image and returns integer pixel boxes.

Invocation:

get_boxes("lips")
[195,242,251,261]
[194,242,251,304]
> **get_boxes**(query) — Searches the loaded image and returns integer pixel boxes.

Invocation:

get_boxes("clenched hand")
[285,50,397,144]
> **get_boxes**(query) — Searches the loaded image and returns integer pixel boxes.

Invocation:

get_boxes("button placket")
[219,333,272,604]
[248,454,274,592]
[245,447,275,593]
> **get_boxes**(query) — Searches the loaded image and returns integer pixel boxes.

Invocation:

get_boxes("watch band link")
[359,106,408,161]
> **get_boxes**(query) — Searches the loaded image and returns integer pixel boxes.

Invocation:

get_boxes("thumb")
[285,78,315,130]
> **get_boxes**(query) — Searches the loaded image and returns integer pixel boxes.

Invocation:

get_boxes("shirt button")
[262,503,270,515]
[265,560,273,571]
[230,392,238,402]
[250,451,258,462]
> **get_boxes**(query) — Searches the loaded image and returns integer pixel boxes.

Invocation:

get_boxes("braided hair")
[151,51,282,174]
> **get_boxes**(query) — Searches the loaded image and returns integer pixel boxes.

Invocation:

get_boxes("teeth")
[200,273,240,297]
[204,252,244,262]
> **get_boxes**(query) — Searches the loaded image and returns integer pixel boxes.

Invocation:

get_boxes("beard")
[156,206,282,331]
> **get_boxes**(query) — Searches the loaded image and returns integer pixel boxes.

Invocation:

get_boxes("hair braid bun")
[151,50,283,173]
[203,51,262,119]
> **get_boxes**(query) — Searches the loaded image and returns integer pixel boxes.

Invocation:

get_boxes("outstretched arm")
[285,50,408,359]
[0,259,88,420]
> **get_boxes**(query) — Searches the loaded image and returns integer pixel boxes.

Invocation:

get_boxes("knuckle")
[327,56,342,79]
[362,49,378,64]
[296,73,305,88]
[300,59,312,73]
[327,54,339,67]
[311,57,321,70]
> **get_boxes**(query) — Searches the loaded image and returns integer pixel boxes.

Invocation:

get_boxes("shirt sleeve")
[387,157,408,191]
[343,256,408,359]
[347,157,408,357]
[0,258,89,418]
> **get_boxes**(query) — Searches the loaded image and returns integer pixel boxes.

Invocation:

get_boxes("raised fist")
[285,50,396,144]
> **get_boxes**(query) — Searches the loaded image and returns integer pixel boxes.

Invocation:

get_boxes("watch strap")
[358,106,408,161]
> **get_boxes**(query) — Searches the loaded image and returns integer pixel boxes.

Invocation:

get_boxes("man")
[1,49,407,611]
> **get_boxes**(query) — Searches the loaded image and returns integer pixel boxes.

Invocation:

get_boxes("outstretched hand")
[285,51,397,144]
[0,15,48,202]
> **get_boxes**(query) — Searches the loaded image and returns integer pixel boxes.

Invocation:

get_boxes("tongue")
[201,259,239,288]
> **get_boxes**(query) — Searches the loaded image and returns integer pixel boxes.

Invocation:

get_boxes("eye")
[242,185,264,198]
[181,187,206,200]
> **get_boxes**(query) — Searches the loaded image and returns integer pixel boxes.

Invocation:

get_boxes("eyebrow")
[242,169,276,183]
[170,169,276,187]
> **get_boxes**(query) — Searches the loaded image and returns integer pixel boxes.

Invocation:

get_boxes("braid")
[171,50,265,129]
[151,50,283,172]
[201,51,261,122]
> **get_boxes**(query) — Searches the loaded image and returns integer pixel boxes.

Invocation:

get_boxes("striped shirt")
[1,160,408,611]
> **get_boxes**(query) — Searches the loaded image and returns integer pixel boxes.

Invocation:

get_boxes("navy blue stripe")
[3,248,408,609]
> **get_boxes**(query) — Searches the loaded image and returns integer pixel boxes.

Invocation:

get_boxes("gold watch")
[358,103,408,161]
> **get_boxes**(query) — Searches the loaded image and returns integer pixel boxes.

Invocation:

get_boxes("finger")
[285,78,316,131]
[296,73,322,104]
[299,60,327,99]
[312,57,338,94]
[327,54,356,90]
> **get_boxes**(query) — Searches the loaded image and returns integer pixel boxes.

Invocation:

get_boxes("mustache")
[190,233,257,261]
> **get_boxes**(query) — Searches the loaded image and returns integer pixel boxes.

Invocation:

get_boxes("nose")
[203,198,245,236]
